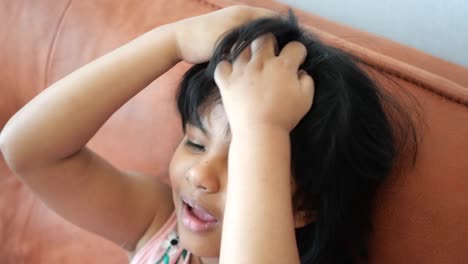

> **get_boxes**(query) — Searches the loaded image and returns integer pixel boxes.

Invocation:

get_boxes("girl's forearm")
[0,25,180,172]
[220,126,300,264]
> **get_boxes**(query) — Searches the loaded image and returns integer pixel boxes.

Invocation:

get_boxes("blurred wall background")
[278,0,468,67]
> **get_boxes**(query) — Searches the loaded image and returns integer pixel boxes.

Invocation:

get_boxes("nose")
[185,157,222,193]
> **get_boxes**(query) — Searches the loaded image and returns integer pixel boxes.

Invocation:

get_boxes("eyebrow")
[187,122,231,138]
[187,122,209,137]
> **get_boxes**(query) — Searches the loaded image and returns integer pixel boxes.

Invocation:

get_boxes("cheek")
[169,146,190,188]
[169,147,182,183]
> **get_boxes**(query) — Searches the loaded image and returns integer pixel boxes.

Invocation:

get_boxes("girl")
[0,5,415,264]
[168,13,416,263]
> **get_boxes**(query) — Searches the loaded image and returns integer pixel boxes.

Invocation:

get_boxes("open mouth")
[181,199,218,232]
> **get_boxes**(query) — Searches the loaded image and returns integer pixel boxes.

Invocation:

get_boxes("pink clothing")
[130,213,191,264]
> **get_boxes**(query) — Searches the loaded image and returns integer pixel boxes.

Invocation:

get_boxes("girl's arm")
[215,34,314,263]
[0,6,274,251]
[0,23,180,252]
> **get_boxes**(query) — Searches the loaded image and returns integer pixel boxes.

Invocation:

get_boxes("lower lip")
[181,202,218,232]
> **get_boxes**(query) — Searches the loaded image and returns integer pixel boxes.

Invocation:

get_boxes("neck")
[191,255,218,264]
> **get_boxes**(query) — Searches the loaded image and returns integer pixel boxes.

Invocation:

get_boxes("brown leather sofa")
[1,0,467,263]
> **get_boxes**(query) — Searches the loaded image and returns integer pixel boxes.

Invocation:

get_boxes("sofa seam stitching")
[40,0,466,107]
[44,0,73,89]
[190,0,220,9]
[362,61,467,107]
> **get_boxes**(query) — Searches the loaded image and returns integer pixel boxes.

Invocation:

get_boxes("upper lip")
[180,194,219,221]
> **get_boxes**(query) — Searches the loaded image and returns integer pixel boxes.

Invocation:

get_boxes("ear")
[294,210,316,228]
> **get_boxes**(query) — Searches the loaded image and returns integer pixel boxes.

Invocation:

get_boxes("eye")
[184,139,206,153]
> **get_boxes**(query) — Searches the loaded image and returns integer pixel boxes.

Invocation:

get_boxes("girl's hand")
[173,5,276,64]
[214,34,314,133]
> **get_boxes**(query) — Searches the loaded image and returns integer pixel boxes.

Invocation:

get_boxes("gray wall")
[278,0,468,67]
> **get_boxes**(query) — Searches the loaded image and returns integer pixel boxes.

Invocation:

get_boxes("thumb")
[214,60,233,90]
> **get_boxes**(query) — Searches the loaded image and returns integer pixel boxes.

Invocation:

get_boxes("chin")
[176,216,221,258]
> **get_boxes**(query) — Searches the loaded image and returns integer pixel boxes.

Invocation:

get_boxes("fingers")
[233,43,251,71]
[229,5,279,22]
[214,60,232,89]
[218,35,313,104]
[251,33,278,62]
[248,6,279,19]
[279,41,307,71]
[231,34,277,71]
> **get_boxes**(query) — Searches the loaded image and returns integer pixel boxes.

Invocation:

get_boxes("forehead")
[199,103,230,140]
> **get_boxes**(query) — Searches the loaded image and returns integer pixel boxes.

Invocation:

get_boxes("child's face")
[169,103,230,258]
[169,102,311,259]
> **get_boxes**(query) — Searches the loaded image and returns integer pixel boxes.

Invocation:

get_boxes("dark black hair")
[177,12,417,264]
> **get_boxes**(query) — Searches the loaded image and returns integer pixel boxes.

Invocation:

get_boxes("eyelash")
[185,139,206,152]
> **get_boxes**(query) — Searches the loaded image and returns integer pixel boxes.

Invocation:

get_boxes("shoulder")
[132,209,175,255]
[130,212,191,264]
